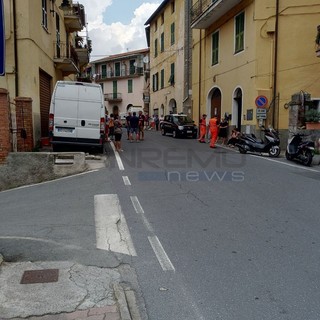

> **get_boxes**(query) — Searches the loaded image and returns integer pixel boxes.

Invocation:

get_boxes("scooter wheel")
[285,150,293,160]
[302,150,313,166]
[269,146,280,157]
[238,146,247,154]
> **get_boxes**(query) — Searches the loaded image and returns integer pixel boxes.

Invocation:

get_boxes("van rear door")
[77,85,103,140]
[53,83,78,139]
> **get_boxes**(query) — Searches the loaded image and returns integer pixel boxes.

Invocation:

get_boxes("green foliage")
[305,109,320,122]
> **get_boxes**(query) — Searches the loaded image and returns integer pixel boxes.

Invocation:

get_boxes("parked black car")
[161,114,198,138]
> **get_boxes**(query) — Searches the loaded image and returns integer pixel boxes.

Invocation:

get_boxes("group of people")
[198,114,241,148]
[105,110,147,152]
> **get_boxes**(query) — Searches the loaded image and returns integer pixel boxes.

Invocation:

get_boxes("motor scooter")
[235,126,281,157]
[285,132,314,166]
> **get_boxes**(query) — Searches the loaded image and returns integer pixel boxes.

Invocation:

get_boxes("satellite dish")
[143,56,149,64]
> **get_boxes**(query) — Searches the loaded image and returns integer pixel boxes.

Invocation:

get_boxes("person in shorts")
[129,112,140,142]
[113,116,123,152]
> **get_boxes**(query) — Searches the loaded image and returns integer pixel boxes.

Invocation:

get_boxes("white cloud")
[78,1,160,60]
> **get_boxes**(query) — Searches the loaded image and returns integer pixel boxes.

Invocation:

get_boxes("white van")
[49,81,105,152]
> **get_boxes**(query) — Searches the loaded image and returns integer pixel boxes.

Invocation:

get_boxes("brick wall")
[15,97,34,152]
[0,89,11,164]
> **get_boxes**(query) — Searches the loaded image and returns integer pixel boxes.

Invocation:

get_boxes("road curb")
[114,283,142,320]
[0,253,3,266]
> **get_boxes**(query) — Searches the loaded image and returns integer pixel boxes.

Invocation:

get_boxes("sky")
[78,0,161,62]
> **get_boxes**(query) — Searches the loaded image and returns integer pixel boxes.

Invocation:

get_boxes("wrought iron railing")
[191,0,220,24]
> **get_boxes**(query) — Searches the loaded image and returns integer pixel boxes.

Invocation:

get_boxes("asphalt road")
[1,130,320,320]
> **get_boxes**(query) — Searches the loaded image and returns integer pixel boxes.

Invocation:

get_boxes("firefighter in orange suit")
[198,114,207,143]
[209,116,219,148]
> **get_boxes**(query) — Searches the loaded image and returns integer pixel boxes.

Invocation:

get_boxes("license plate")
[57,127,73,133]
[187,130,192,133]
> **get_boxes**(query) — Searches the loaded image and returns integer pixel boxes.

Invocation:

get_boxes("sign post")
[0,0,5,76]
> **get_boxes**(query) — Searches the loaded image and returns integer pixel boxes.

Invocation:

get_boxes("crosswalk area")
[94,193,175,272]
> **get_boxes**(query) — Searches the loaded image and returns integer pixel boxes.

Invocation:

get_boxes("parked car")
[160,114,198,138]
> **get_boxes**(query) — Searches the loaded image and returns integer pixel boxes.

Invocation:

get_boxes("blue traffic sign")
[255,95,268,108]
[0,0,5,76]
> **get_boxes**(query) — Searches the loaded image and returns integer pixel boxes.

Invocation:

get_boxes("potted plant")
[304,109,320,129]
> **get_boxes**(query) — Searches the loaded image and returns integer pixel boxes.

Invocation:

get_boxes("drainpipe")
[272,0,279,129]
[13,0,18,96]
[198,30,202,123]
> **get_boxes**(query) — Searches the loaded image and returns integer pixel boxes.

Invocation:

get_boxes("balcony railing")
[104,93,123,102]
[191,0,241,29]
[63,3,86,33]
[97,68,144,80]
[53,41,80,76]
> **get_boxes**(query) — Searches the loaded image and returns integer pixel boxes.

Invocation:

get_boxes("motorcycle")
[235,126,281,157]
[285,132,315,166]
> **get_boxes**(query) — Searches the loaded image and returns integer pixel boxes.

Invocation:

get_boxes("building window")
[55,13,61,58]
[42,0,48,30]
[160,69,164,89]
[128,80,133,93]
[161,12,164,25]
[154,20,158,32]
[171,0,175,13]
[212,31,219,65]
[101,65,107,78]
[113,81,117,99]
[154,38,158,57]
[129,60,135,75]
[161,33,164,52]
[169,63,174,86]
[153,73,159,91]
[235,12,245,53]
[115,62,121,77]
[171,23,175,45]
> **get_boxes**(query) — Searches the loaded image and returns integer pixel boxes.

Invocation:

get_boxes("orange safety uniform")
[198,117,207,143]
[209,117,219,148]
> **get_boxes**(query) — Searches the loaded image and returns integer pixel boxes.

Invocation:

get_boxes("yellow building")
[191,0,320,134]
[0,0,90,145]
[145,0,192,117]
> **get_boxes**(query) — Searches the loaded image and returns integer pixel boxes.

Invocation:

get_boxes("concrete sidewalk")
[0,255,139,320]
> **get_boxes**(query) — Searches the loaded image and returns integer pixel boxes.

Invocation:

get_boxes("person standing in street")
[209,116,219,148]
[218,117,229,145]
[113,116,123,152]
[198,114,207,143]
[129,111,140,142]
[126,112,132,140]
[138,110,146,140]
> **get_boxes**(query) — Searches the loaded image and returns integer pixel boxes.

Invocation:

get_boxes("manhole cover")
[20,269,59,284]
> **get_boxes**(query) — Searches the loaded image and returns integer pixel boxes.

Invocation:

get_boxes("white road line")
[148,236,175,272]
[250,155,320,172]
[94,194,136,256]
[110,142,125,171]
[130,196,154,233]
[122,176,131,186]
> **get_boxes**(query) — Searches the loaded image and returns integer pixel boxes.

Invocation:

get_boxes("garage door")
[39,70,52,137]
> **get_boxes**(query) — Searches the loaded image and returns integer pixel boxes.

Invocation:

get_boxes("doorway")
[211,88,222,122]
[233,88,243,130]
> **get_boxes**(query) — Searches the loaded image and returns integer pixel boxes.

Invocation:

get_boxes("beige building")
[145,0,192,117]
[191,0,320,134]
[90,49,150,116]
[0,0,90,145]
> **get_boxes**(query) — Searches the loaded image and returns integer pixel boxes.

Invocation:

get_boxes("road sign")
[255,95,268,108]
[0,0,4,76]
[256,108,267,119]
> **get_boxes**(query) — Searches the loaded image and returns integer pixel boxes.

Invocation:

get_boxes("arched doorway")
[233,88,243,130]
[160,104,165,117]
[211,88,222,122]
[168,99,177,114]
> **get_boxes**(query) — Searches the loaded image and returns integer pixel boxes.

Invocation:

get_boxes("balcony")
[62,2,86,33]
[104,93,123,102]
[191,0,242,29]
[53,42,80,76]
[96,68,144,80]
